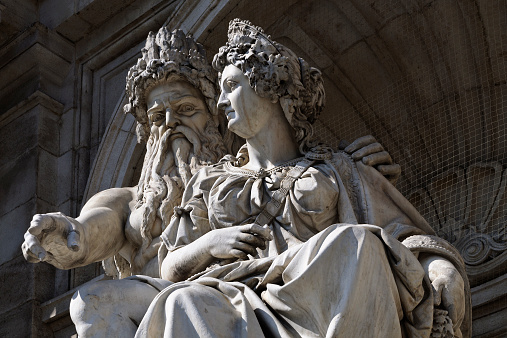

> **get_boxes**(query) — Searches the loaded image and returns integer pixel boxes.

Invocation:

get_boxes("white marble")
[22,19,470,337]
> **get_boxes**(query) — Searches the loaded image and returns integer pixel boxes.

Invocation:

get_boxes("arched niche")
[75,2,506,336]
[82,94,144,202]
[84,0,507,291]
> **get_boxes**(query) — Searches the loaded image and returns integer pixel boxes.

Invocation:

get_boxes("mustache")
[136,124,201,207]
[164,125,202,157]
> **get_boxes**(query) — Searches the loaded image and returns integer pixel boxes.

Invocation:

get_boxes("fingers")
[338,139,350,150]
[22,234,47,263]
[344,135,377,154]
[229,249,249,260]
[344,136,402,184]
[233,242,259,257]
[238,233,267,250]
[350,143,385,161]
[27,214,56,237]
[24,213,78,262]
[67,230,80,252]
[24,214,56,262]
[361,151,393,166]
[376,164,401,177]
[241,224,273,241]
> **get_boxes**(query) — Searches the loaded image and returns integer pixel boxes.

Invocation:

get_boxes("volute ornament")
[408,161,507,285]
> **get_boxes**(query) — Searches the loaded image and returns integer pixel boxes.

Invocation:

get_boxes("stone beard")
[135,114,226,251]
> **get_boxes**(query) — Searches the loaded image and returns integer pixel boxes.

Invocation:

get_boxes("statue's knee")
[70,282,108,321]
[166,286,195,303]
[331,224,368,242]
[166,284,226,310]
[70,292,103,337]
[70,281,142,337]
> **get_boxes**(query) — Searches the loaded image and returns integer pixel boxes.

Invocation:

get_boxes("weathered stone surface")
[0,109,38,169]
[0,27,71,114]
[38,107,61,156]
[1,0,506,336]
[0,255,37,315]
[0,255,55,316]
[59,109,75,155]
[472,306,507,338]
[56,150,74,206]
[37,149,59,206]
[0,198,35,266]
[0,148,37,217]
[0,0,38,47]
[0,302,40,338]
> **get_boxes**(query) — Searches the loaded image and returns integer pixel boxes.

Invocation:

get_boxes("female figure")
[137,19,469,337]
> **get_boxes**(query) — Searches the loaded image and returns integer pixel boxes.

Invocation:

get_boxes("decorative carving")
[432,309,454,338]
[21,19,471,337]
[408,161,507,284]
[453,229,507,266]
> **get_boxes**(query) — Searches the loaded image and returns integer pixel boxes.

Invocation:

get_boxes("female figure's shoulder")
[293,146,345,199]
[180,156,234,202]
[303,145,354,181]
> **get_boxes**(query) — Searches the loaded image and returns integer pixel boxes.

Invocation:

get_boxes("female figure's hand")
[420,255,466,326]
[204,224,273,260]
[161,224,273,282]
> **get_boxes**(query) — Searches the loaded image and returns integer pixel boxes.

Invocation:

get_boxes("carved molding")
[82,93,142,204]
[408,162,507,286]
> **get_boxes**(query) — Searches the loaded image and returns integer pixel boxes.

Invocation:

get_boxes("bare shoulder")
[81,187,137,213]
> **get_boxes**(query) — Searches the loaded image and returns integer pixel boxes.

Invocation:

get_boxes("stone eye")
[151,113,164,123]
[227,80,238,90]
[180,104,195,113]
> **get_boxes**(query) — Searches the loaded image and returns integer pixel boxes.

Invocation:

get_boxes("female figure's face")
[217,65,279,139]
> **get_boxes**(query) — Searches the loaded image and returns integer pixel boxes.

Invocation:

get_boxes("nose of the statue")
[217,94,230,111]
[165,109,180,128]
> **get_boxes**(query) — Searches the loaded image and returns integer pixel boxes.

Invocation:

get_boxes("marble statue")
[21,28,228,278]
[20,24,406,336]
[138,19,470,337]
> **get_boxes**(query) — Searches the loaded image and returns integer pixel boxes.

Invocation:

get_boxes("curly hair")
[212,19,326,153]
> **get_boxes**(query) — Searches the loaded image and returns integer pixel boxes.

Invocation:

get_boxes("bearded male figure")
[21,28,233,335]
[22,27,400,336]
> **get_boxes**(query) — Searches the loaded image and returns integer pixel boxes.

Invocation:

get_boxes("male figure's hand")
[341,135,401,185]
[22,212,84,270]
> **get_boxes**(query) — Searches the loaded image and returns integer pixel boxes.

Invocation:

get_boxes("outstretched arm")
[22,187,136,270]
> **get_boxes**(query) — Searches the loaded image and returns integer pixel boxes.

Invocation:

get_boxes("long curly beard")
[130,117,226,272]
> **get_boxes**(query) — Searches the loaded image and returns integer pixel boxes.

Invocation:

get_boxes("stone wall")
[0,0,181,335]
[1,0,505,336]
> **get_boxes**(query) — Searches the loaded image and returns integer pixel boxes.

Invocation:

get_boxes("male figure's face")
[136,80,214,236]
[136,78,227,245]
[146,80,209,142]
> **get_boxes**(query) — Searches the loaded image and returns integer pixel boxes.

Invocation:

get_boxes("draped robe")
[134,151,470,337]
